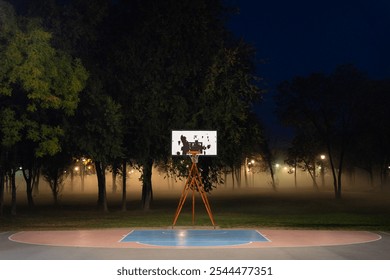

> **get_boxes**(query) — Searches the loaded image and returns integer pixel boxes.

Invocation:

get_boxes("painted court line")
[121,229,269,247]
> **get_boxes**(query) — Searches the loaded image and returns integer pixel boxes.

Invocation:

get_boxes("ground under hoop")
[172,151,216,228]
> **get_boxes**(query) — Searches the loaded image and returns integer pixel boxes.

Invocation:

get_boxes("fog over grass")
[2,166,390,231]
[4,165,389,208]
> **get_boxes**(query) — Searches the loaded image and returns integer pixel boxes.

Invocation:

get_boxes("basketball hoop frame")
[171,133,217,228]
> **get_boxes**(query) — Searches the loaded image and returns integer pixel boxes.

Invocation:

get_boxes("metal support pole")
[172,152,216,228]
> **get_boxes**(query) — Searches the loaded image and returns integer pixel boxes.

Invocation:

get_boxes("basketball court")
[2,131,387,259]
[8,228,381,249]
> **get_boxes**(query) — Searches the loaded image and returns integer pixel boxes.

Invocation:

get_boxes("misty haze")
[3,162,388,208]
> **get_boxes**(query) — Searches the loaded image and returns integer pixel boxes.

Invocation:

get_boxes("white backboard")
[171,130,217,156]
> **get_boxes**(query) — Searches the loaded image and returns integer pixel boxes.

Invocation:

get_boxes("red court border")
[8,229,381,249]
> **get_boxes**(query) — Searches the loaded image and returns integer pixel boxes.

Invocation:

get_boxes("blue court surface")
[121,229,269,247]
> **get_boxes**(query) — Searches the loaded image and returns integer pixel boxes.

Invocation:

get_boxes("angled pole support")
[172,151,216,228]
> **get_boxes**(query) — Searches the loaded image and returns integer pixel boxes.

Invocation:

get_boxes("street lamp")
[247,159,256,187]
[320,154,326,187]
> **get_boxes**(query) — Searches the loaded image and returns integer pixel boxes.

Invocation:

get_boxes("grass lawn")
[2,188,390,231]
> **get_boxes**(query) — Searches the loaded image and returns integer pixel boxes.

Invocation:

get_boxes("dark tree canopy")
[276,64,390,197]
[1,0,264,212]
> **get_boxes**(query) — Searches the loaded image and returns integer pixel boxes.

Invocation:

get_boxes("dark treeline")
[0,0,264,214]
[1,1,389,216]
[276,64,390,198]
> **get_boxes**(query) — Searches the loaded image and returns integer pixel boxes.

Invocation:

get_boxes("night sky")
[227,0,390,138]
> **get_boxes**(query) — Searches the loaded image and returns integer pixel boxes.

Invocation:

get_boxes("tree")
[24,0,264,211]
[258,133,278,190]
[0,108,23,215]
[41,151,72,206]
[197,43,262,190]
[276,65,368,199]
[285,129,324,190]
[107,0,257,209]
[27,0,126,211]
[69,88,123,212]
[0,1,19,169]
[0,1,88,208]
[346,79,390,189]
[0,12,22,211]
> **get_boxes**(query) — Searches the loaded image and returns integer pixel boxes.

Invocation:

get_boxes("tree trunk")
[368,167,374,189]
[326,141,340,199]
[80,165,85,192]
[0,170,4,216]
[267,160,277,190]
[95,161,108,212]
[33,167,40,195]
[142,158,153,210]
[112,161,119,193]
[231,166,235,189]
[336,148,345,199]
[70,169,74,191]
[51,180,59,206]
[304,159,319,191]
[121,160,127,211]
[244,158,248,187]
[320,162,325,188]
[112,171,117,193]
[294,160,297,189]
[270,169,276,190]
[380,161,388,189]
[11,170,16,216]
[22,168,35,209]
[235,167,241,188]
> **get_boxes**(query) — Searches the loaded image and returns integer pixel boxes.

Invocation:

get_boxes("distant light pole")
[247,159,256,187]
[251,160,255,187]
[320,154,326,188]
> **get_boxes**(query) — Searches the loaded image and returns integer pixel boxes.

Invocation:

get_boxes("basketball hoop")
[171,131,217,228]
